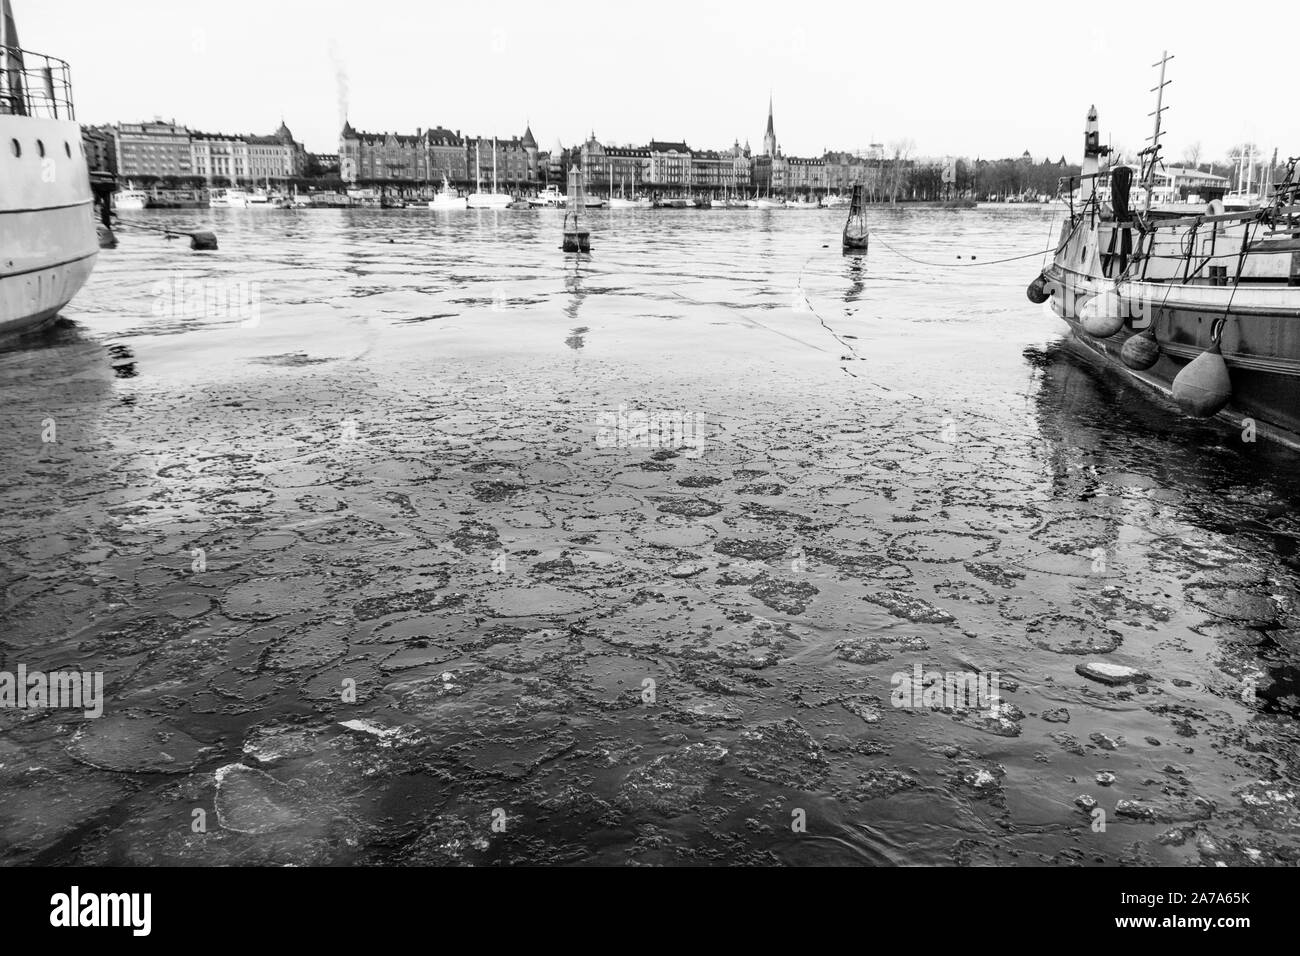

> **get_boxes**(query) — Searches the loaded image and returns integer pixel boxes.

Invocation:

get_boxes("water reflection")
[2,206,1295,866]
[843,253,867,303]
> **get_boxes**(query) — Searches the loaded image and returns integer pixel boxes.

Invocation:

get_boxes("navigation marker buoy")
[562,164,591,254]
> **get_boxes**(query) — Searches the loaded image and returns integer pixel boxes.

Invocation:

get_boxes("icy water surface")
[3,206,1300,865]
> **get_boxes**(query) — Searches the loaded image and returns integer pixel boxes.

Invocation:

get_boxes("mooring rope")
[869,231,1066,268]
[111,217,208,240]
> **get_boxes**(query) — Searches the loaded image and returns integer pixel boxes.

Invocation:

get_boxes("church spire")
[763,93,777,158]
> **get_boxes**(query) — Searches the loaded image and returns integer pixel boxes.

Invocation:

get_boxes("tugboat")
[1030,52,1300,443]
[0,0,98,334]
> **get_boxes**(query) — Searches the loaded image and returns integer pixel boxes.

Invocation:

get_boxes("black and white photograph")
[1,0,1296,924]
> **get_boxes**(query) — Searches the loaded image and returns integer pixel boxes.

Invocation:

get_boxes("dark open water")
[2,205,1299,865]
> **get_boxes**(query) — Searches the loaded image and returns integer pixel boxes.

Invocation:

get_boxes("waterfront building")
[339,124,431,183]
[339,123,535,194]
[1162,165,1230,200]
[547,137,567,184]
[646,141,692,195]
[308,152,341,177]
[784,155,827,198]
[751,98,787,195]
[690,148,732,194]
[521,125,539,180]
[110,119,306,185]
[191,124,305,185]
[190,131,250,184]
[731,141,752,194]
[246,121,307,180]
[80,123,116,174]
[577,133,650,195]
[113,119,193,180]
[752,153,786,195]
[466,134,531,190]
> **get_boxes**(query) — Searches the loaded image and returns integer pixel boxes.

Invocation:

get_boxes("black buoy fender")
[189,231,218,251]
[1026,274,1050,304]
[1120,326,1161,370]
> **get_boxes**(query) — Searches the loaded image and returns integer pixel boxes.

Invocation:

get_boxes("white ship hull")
[114,190,149,210]
[466,193,512,209]
[0,114,99,334]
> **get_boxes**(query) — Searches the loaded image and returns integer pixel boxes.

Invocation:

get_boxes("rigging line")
[792,249,861,358]
[791,248,998,422]
[664,289,829,354]
[870,232,1067,268]
[1214,217,1263,335]
[1040,210,1061,272]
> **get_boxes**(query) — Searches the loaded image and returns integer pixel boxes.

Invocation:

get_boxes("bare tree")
[1182,142,1202,170]
[886,138,914,204]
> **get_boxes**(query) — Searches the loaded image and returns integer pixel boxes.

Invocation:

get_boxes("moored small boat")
[114,186,149,210]
[428,174,467,210]
[1031,56,1300,444]
[466,139,512,208]
[528,185,567,207]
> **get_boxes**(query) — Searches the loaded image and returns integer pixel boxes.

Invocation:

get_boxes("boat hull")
[0,115,99,334]
[467,194,512,209]
[1044,261,1300,441]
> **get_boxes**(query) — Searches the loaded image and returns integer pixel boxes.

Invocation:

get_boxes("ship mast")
[1140,50,1173,216]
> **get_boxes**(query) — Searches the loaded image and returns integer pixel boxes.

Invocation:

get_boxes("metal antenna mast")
[1141,50,1173,215]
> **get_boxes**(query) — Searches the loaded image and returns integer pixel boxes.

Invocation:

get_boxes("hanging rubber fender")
[1079,292,1124,337]
[1120,325,1161,370]
[1172,321,1231,417]
[1026,274,1049,304]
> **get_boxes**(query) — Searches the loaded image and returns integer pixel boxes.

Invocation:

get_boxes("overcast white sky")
[20,0,1298,164]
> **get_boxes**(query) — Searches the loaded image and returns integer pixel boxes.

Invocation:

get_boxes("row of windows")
[8,138,76,159]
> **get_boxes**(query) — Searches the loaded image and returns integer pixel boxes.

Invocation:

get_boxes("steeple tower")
[763,93,777,158]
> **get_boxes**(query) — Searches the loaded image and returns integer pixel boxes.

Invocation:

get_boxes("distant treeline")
[898,157,1081,202]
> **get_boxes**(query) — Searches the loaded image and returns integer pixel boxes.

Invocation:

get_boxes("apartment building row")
[81,119,308,182]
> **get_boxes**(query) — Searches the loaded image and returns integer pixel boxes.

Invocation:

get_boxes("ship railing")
[0,46,76,120]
